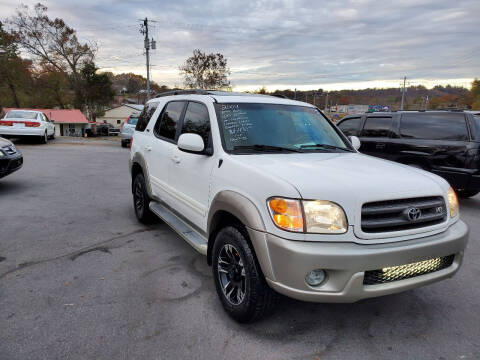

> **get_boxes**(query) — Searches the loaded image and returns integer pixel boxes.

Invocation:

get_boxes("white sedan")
[0,110,55,144]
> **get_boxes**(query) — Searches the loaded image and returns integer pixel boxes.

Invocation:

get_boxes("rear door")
[148,101,186,203]
[359,114,394,159]
[390,112,471,188]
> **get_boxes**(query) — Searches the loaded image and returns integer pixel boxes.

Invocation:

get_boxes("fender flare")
[130,152,153,198]
[207,190,266,235]
[206,191,274,280]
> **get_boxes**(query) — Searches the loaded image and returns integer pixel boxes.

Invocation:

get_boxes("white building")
[97,104,144,128]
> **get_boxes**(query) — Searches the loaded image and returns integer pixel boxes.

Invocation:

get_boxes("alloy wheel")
[217,244,246,305]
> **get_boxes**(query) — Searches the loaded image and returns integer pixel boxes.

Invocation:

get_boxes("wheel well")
[207,210,248,266]
[131,162,143,193]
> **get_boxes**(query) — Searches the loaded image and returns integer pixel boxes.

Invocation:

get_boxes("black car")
[337,111,480,198]
[0,137,23,179]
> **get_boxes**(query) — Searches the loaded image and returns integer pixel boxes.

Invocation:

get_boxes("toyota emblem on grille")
[406,207,422,222]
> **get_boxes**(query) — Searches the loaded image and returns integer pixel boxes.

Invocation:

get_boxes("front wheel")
[212,226,278,323]
[457,189,480,198]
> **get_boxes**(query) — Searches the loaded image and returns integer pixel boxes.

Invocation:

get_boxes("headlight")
[303,200,348,234]
[447,187,459,218]
[267,197,303,232]
[267,198,348,234]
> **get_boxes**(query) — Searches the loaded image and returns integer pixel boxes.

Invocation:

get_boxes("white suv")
[130,90,468,323]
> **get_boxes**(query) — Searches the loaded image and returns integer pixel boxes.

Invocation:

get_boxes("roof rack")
[155,89,210,98]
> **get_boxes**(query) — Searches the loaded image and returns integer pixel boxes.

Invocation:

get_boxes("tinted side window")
[338,117,361,136]
[362,117,393,137]
[400,113,468,141]
[181,102,211,146]
[155,101,185,141]
[135,103,158,132]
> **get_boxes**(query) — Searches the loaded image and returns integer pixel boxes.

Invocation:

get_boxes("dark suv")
[337,111,480,198]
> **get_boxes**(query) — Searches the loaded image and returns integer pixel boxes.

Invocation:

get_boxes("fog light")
[305,269,326,287]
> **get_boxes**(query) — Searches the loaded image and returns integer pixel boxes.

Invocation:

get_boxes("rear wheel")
[212,226,278,323]
[457,189,480,198]
[132,173,156,224]
[39,131,48,144]
[121,140,128,148]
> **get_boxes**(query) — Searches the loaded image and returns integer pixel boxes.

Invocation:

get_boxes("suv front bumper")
[248,220,469,303]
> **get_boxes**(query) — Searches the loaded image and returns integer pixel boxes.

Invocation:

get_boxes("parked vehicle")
[0,110,55,143]
[337,111,480,198]
[0,137,23,178]
[121,114,140,147]
[130,91,468,323]
[97,123,120,137]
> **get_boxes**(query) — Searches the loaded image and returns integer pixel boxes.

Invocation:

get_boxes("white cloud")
[1,0,478,90]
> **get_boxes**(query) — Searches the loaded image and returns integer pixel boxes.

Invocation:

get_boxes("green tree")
[80,62,114,122]
[0,21,33,107]
[179,49,230,90]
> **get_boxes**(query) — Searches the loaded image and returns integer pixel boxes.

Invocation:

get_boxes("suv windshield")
[215,103,350,153]
[6,111,38,119]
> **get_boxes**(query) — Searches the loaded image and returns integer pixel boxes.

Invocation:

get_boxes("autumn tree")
[179,49,230,90]
[471,79,480,109]
[9,3,96,108]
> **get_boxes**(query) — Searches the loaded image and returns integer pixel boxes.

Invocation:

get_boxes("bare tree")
[9,3,96,107]
[179,49,230,90]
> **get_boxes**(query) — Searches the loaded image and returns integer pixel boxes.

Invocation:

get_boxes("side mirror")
[178,133,205,153]
[349,136,361,150]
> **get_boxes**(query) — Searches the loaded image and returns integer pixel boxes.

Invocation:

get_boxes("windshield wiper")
[232,144,303,153]
[299,143,354,152]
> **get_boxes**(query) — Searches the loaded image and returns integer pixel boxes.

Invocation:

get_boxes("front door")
[168,101,216,230]
[359,115,394,159]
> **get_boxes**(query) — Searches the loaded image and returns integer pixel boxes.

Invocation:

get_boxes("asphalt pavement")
[0,138,479,360]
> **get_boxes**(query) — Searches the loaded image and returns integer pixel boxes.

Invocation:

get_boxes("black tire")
[39,131,48,144]
[132,173,156,224]
[457,189,480,198]
[212,226,278,323]
[121,140,128,148]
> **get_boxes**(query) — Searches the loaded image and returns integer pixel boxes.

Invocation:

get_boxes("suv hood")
[234,152,449,212]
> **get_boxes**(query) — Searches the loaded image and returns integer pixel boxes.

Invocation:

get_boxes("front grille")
[1,145,17,155]
[364,255,455,285]
[361,196,447,233]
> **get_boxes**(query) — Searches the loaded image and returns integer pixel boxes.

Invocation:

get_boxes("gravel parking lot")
[1,138,479,360]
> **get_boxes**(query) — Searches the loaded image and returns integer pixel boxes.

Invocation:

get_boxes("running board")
[149,201,208,255]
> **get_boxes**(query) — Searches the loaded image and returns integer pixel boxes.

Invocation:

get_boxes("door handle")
[172,155,181,164]
[145,146,152,152]
[376,143,386,149]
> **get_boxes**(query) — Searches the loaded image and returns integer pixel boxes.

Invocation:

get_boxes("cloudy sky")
[1,0,479,91]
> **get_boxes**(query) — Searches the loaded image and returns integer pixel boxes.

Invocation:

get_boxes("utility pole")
[425,95,429,110]
[313,91,316,107]
[324,92,329,112]
[400,76,406,110]
[294,88,297,100]
[140,18,156,102]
